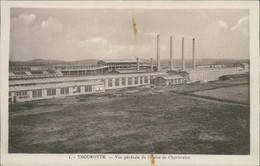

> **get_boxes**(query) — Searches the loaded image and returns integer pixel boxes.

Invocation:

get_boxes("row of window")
[47,89,56,96]
[13,86,93,98]
[32,90,42,98]
[168,79,185,83]
[107,77,149,87]
[18,96,29,99]
[16,91,27,96]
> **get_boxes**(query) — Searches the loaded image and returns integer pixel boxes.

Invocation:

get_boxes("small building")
[235,63,249,70]
[152,75,188,86]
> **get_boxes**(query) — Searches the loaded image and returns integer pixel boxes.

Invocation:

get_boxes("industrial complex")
[9,35,249,103]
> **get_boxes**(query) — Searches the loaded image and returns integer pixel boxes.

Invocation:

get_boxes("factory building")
[9,72,168,103]
[152,75,188,86]
[9,66,30,72]
[197,64,227,68]
[9,80,104,103]
[9,34,250,103]
[54,65,110,76]
[97,59,141,70]
[188,68,249,82]
[9,66,63,79]
[97,59,155,72]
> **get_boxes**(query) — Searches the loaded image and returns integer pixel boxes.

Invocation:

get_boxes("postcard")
[1,1,259,165]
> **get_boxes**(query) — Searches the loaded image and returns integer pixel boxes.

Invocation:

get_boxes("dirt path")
[174,92,249,107]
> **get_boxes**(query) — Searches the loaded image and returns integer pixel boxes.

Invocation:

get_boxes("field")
[192,85,249,104]
[9,79,249,154]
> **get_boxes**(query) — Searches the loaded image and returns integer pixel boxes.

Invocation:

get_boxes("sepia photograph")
[1,1,259,166]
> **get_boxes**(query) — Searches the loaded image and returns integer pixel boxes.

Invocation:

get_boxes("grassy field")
[9,80,250,154]
[192,85,249,104]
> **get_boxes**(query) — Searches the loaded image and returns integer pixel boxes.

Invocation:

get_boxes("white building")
[9,72,168,103]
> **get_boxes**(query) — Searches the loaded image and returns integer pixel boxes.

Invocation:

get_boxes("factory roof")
[98,59,143,63]
[237,63,249,66]
[54,65,109,71]
[9,80,103,92]
[155,75,184,80]
[187,68,243,73]
[9,72,168,86]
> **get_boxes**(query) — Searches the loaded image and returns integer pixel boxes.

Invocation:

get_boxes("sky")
[10,8,249,61]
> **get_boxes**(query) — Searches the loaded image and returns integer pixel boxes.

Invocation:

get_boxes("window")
[115,78,119,86]
[108,79,113,87]
[134,77,138,84]
[19,96,29,99]
[16,91,27,96]
[122,78,126,86]
[32,90,42,98]
[77,86,81,93]
[47,89,56,96]
[140,77,143,84]
[128,77,132,85]
[144,76,148,83]
[47,89,51,96]
[51,89,56,96]
[61,87,69,95]
[85,85,92,92]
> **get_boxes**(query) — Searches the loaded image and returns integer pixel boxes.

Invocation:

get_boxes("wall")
[188,69,249,82]
[103,76,151,90]
[9,84,105,103]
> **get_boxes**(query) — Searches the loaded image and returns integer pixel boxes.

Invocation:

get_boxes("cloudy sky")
[10,8,249,61]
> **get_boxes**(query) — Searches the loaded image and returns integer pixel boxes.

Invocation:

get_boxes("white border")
[1,1,259,166]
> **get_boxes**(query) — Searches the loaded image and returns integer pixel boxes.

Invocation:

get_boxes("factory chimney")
[157,35,160,71]
[170,36,173,71]
[137,58,140,72]
[181,37,185,71]
[192,38,196,69]
[151,58,153,71]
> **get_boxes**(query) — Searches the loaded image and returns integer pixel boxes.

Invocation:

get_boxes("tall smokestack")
[192,38,196,69]
[157,35,160,71]
[151,58,153,71]
[170,36,173,71]
[137,58,140,72]
[181,37,185,71]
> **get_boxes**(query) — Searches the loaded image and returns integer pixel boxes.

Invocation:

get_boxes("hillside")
[9,59,249,67]
[9,59,98,66]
